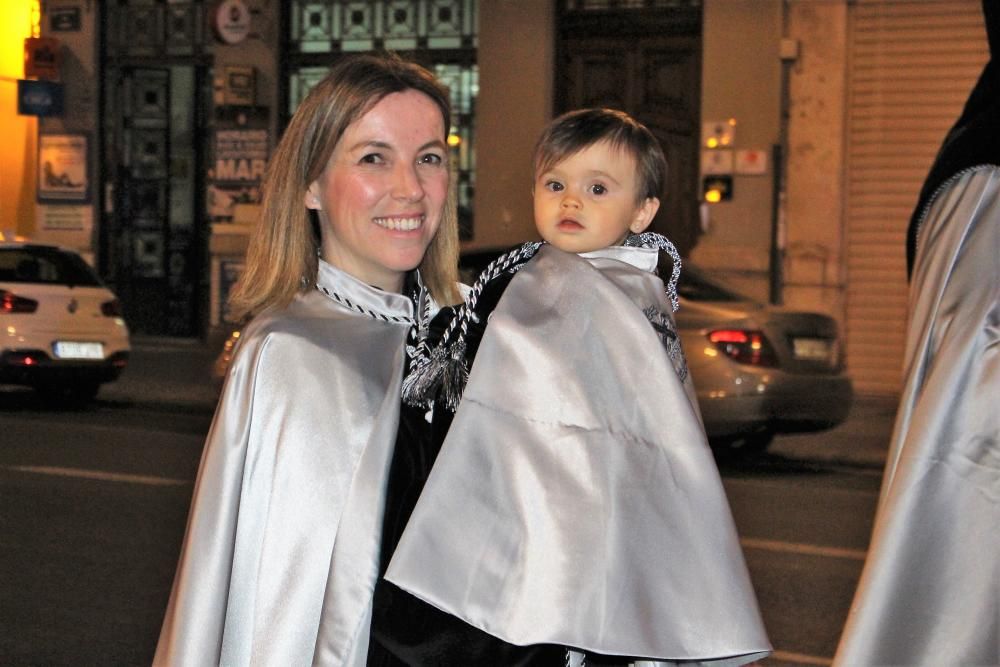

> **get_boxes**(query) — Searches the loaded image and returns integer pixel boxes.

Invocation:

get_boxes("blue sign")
[17,80,64,117]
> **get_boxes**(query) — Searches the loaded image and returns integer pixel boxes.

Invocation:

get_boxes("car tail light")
[707,329,777,367]
[1,290,38,314]
[5,351,46,365]
[101,299,123,317]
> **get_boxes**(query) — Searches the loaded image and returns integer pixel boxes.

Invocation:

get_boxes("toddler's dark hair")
[533,108,667,203]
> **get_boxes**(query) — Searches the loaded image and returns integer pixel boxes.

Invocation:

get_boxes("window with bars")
[286,0,478,239]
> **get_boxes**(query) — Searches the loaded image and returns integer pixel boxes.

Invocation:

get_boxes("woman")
[154,54,460,666]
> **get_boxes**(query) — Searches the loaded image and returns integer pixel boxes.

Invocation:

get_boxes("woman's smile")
[373,214,425,232]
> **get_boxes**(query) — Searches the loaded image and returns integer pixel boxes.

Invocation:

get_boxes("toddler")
[382,109,771,666]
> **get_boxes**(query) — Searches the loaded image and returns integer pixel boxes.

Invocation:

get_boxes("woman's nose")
[391,163,424,201]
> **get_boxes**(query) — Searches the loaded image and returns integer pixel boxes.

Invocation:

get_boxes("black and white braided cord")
[316,284,418,326]
[624,231,682,312]
[401,241,542,410]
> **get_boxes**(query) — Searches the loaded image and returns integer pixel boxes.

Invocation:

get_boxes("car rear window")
[677,269,747,302]
[0,247,102,287]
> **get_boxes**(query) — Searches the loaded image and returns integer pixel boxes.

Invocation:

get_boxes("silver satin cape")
[154,260,421,666]
[386,245,771,665]
[834,168,1000,666]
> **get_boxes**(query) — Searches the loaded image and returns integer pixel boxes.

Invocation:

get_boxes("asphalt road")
[0,336,896,666]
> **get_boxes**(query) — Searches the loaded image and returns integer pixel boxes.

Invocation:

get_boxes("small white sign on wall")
[701,149,734,175]
[38,204,91,232]
[735,149,769,175]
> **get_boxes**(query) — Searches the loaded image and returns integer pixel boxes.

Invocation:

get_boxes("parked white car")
[0,242,130,401]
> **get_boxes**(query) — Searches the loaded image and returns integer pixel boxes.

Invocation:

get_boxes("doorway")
[556,4,702,256]
[102,65,206,337]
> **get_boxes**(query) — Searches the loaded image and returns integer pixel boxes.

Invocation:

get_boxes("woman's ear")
[304,182,322,210]
[630,197,660,234]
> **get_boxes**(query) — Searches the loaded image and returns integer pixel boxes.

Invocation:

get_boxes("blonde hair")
[230,54,461,321]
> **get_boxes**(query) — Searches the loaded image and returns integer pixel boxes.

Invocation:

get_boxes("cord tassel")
[439,339,470,411]
[401,344,450,409]
[402,241,542,411]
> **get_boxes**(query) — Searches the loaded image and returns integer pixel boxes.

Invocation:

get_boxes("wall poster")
[37,133,89,203]
[208,107,269,223]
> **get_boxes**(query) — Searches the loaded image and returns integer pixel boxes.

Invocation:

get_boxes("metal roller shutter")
[845,0,988,394]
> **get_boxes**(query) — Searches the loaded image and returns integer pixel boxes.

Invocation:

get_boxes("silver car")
[676,266,852,452]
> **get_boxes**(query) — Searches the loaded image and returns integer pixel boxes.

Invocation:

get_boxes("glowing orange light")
[705,137,719,149]
[1,2,39,237]
[447,134,462,147]
[705,189,722,204]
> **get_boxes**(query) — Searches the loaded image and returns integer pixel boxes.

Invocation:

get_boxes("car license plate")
[53,342,104,360]
[793,337,832,362]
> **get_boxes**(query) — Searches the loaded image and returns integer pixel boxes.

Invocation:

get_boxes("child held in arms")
[379,108,772,666]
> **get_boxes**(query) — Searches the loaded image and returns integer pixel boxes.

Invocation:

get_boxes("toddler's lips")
[557,219,584,231]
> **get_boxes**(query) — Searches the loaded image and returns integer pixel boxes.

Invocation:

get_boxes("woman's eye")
[419,153,444,166]
[589,183,608,196]
[359,153,385,165]
[545,180,564,192]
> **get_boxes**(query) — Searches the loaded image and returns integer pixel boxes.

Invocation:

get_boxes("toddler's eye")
[545,180,564,192]
[589,183,608,196]
[359,153,385,165]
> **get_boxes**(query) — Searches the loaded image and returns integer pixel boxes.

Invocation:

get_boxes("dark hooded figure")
[834,2,999,665]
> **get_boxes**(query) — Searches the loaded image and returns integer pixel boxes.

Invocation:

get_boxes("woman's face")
[306,89,449,293]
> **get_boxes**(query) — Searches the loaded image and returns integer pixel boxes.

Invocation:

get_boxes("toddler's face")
[533,140,658,254]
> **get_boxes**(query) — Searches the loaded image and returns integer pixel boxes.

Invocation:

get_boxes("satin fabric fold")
[386,245,770,665]
[834,168,1000,666]
[155,260,419,666]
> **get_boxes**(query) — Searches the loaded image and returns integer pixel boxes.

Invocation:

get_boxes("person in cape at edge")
[371,108,771,665]
[834,2,999,664]
[153,54,468,665]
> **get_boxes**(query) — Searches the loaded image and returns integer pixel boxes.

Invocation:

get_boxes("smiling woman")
[153,54,461,666]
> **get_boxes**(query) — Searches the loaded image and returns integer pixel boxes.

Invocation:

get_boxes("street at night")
[1,1,993,665]
[0,339,893,666]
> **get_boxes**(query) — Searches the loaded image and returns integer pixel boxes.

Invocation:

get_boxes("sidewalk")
[103,334,896,468]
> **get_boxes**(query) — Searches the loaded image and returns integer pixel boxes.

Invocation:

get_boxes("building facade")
[1,0,988,394]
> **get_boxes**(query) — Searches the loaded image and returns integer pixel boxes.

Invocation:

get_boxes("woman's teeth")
[374,216,423,231]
